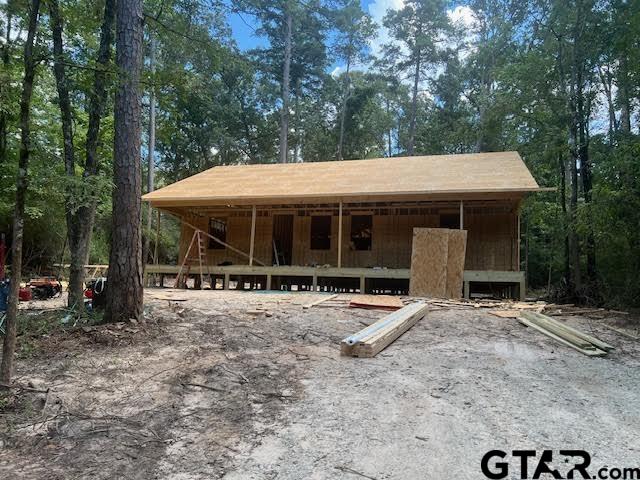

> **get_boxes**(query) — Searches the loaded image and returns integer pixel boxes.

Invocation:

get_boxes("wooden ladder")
[176,229,208,289]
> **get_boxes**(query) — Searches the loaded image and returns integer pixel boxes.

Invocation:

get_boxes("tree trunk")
[104,0,144,323]
[279,9,292,164]
[407,48,421,156]
[66,0,115,310]
[49,0,84,311]
[598,66,616,143]
[578,92,596,286]
[144,32,157,267]
[386,97,392,157]
[568,138,581,296]
[0,0,40,385]
[559,152,570,285]
[618,54,631,134]
[0,2,13,165]
[337,56,351,160]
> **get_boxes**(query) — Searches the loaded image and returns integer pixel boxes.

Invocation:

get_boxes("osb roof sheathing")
[143,151,542,206]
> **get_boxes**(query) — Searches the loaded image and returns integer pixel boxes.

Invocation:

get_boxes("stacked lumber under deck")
[341,302,429,358]
[518,311,614,356]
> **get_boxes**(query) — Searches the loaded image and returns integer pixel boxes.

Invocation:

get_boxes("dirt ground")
[1,289,639,479]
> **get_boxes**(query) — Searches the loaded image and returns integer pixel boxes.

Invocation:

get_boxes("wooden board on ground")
[489,309,520,318]
[445,229,467,298]
[349,294,404,311]
[518,317,607,356]
[518,311,613,356]
[521,311,614,351]
[601,324,639,340]
[302,294,339,309]
[409,228,449,298]
[341,302,428,358]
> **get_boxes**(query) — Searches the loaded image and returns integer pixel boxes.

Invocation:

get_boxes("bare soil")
[1,290,639,479]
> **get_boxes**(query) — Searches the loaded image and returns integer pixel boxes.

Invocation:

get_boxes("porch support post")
[459,200,464,230]
[337,201,343,268]
[249,205,256,266]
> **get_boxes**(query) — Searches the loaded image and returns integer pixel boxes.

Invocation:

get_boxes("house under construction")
[143,151,546,298]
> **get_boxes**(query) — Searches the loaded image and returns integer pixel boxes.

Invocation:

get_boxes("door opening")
[272,214,294,265]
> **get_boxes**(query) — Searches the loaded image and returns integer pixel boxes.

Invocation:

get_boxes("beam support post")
[337,201,343,268]
[249,205,256,266]
[459,200,464,230]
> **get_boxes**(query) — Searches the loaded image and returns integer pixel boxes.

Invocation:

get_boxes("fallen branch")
[335,465,378,480]
[0,383,49,394]
[181,382,228,393]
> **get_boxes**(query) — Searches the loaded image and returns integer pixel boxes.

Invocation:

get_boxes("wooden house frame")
[143,152,547,298]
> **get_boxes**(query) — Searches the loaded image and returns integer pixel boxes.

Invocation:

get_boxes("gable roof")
[143,151,542,206]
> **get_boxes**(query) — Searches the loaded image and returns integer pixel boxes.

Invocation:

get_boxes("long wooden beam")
[249,205,256,266]
[337,201,343,268]
[341,302,428,357]
[181,219,266,266]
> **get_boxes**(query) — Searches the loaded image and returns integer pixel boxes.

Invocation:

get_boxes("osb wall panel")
[177,210,517,271]
[292,215,340,266]
[464,212,517,271]
[445,229,468,298]
[409,228,450,297]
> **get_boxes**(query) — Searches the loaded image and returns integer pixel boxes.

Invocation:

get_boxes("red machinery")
[28,276,62,300]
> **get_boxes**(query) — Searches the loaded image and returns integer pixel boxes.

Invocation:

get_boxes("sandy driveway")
[1,290,639,479]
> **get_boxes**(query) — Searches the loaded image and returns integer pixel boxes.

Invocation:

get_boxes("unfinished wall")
[176,203,519,271]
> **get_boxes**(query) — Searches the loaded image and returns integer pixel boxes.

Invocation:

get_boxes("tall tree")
[48,0,116,311]
[243,0,327,163]
[0,0,16,165]
[104,0,144,322]
[144,32,157,265]
[382,0,451,155]
[0,0,41,384]
[280,6,292,163]
[332,0,375,160]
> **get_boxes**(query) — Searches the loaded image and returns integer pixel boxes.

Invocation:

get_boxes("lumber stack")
[341,302,428,358]
[518,311,614,356]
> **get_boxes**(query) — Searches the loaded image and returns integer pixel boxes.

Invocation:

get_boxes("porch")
[144,264,526,300]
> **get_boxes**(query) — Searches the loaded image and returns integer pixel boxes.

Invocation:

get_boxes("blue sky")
[228,0,378,52]
[226,0,475,75]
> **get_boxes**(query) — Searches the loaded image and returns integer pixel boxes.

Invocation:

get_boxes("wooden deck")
[144,265,525,299]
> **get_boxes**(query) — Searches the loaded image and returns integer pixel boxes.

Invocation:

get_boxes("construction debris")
[488,310,520,318]
[348,294,403,311]
[302,294,339,309]
[518,311,614,356]
[341,302,428,358]
[601,324,639,340]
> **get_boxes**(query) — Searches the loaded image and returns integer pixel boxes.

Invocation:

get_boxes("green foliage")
[1,0,639,307]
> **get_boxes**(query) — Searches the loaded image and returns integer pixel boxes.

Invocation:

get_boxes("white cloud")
[367,0,405,58]
[447,5,477,29]
[330,66,344,78]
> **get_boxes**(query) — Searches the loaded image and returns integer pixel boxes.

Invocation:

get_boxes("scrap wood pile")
[417,297,622,357]
[302,294,404,311]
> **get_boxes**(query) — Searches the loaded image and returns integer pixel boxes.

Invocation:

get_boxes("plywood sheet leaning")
[349,294,404,311]
[341,302,428,358]
[445,229,467,299]
[409,228,449,298]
